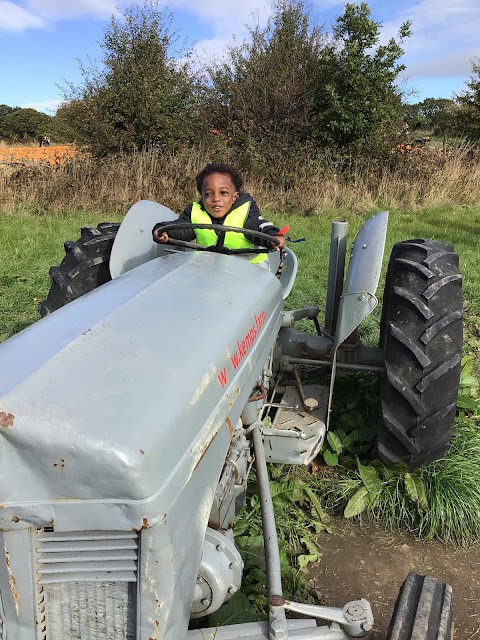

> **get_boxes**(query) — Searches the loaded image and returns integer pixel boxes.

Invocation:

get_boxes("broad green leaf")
[382,461,409,478]
[304,486,334,533]
[357,458,383,495]
[404,473,419,503]
[301,536,320,556]
[327,431,343,454]
[313,521,328,534]
[460,375,478,389]
[461,355,474,376]
[298,553,318,569]
[412,475,428,511]
[457,395,479,410]
[344,486,371,518]
[323,449,339,466]
[207,591,264,626]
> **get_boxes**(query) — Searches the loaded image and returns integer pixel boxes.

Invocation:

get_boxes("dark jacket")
[152,193,280,247]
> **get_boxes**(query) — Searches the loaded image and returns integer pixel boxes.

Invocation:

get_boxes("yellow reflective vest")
[191,201,268,264]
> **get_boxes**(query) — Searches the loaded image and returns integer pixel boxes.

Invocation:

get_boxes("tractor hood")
[0,251,282,531]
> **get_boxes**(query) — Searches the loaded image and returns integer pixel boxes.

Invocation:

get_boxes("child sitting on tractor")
[152,163,286,266]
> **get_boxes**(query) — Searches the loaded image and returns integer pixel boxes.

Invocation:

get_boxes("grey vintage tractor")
[0,201,461,639]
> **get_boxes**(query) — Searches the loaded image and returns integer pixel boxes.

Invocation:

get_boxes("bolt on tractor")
[0,200,461,639]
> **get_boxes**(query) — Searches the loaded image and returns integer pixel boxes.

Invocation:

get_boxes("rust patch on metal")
[140,449,145,454]
[226,417,234,437]
[149,619,160,640]
[5,550,20,614]
[192,429,218,475]
[0,412,14,428]
[11,516,19,523]
[269,594,285,607]
[133,516,150,532]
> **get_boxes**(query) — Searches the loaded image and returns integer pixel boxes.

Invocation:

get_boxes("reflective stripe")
[191,202,268,264]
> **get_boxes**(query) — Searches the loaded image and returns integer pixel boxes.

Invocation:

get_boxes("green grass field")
[3,203,478,348]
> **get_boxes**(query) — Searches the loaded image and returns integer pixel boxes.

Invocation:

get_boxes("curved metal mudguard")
[327,211,388,429]
[334,211,389,348]
[109,199,178,278]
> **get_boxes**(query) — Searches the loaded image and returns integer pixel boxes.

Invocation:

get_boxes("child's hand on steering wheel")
[153,228,169,243]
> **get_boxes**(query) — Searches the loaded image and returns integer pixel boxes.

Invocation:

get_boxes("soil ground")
[310,519,480,640]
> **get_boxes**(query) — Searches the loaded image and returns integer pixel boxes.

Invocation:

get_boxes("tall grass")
[3,145,480,215]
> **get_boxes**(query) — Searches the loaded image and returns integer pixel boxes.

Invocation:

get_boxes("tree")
[311,3,411,153]
[403,103,427,130]
[205,0,326,166]
[403,98,459,134]
[0,108,51,141]
[456,59,480,141]
[59,1,205,154]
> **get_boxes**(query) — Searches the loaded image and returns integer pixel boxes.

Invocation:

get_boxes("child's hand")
[153,229,169,244]
[274,235,286,251]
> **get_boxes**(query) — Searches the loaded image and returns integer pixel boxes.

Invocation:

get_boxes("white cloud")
[382,0,480,57]
[19,99,63,113]
[0,0,123,32]
[25,0,119,20]
[0,1,46,31]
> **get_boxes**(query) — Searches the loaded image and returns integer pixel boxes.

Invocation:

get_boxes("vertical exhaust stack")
[324,221,348,337]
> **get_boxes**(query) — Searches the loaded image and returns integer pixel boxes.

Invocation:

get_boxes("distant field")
[0,145,80,166]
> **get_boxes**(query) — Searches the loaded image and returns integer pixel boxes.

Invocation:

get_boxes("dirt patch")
[310,519,480,640]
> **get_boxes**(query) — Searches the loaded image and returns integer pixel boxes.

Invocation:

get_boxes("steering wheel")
[154,222,281,254]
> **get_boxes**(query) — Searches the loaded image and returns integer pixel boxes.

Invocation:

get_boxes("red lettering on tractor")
[230,310,267,371]
[217,368,228,388]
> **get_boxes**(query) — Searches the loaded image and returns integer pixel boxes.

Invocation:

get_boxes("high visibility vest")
[190,201,268,265]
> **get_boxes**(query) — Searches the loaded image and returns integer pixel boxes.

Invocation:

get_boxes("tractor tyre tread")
[39,222,120,317]
[387,572,453,640]
[378,239,463,470]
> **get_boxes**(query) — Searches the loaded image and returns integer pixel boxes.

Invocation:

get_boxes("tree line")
[2,0,480,165]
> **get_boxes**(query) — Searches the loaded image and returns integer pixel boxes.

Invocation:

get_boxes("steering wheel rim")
[155,222,281,254]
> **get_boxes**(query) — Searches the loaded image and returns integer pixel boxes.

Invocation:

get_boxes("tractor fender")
[334,210,389,348]
[109,199,178,279]
[326,211,388,429]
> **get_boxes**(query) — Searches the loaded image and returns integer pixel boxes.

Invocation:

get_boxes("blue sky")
[1,0,479,114]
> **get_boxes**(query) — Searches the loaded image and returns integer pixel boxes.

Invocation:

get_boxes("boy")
[152,163,286,265]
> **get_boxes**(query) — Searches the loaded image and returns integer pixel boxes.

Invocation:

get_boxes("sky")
[1,0,480,114]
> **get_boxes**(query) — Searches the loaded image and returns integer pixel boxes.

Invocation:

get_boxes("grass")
[0,209,116,341]
[315,373,480,545]
[4,144,480,216]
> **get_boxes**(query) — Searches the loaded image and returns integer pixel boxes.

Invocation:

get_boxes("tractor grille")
[36,530,138,640]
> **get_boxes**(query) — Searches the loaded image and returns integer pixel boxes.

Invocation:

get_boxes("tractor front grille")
[36,530,138,640]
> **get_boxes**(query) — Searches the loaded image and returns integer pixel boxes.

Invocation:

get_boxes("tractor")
[0,200,461,639]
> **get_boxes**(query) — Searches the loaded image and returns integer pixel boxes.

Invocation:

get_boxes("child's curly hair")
[195,163,243,194]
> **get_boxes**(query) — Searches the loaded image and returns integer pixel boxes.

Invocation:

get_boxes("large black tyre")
[378,239,463,470]
[387,572,453,640]
[39,222,120,317]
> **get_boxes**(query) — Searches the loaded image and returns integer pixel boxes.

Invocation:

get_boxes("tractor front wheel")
[378,239,463,470]
[39,222,120,317]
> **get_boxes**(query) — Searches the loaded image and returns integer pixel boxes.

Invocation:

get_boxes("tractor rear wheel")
[378,239,463,470]
[39,222,120,317]
[387,572,453,640]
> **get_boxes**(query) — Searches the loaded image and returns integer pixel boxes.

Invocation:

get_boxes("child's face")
[201,173,239,218]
